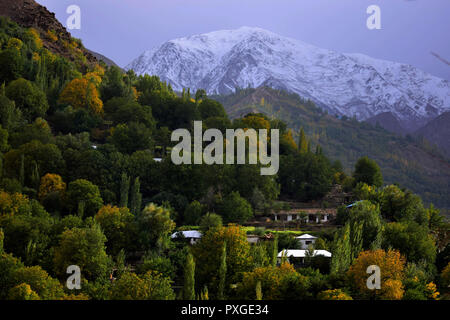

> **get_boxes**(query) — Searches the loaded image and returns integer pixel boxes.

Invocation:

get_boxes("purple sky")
[36,0,450,80]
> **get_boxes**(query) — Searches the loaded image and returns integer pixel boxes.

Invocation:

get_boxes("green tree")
[271,234,279,267]
[195,89,207,102]
[198,98,227,119]
[218,242,227,300]
[129,177,142,216]
[184,200,204,225]
[218,191,253,223]
[100,66,129,102]
[7,283,40,300]
[378,185,427,224]
[0,92,23,130]
[95,205,136,256]
[137,203,176,252]
[353,156,383,188]
[0,250,24,299]
[110,271,174,300]
[119,172,130,208]
[343,200,383,250]
[330,224,352,274]
[183,252,195,300]
[192,225,252,298]
[12,265,65,300]
[53,225,111,281]
[0,47,23,83]
[65,179,103,217]
[6,78,49,122]
[138,251,176,279]
[199,212,222,234]
[382,221,436,267]
[298,127,309,153]
[108,122,153,154]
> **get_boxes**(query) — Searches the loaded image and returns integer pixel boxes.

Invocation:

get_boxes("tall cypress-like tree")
[19,153,25,186]
[183,252,196,300]
[350,220,364,262]
[271,234,279,267]
[330,224,352,274]
[0,154,3,180]
[256,281,262,300]
[298,128,309,154]
[30,161,40,190]
[218,242,227,300]
[119,172,130,208]
[130,177,142,215]
[0,228,4,253]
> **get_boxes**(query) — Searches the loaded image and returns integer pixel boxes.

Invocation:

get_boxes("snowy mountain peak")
[126,27,450,131]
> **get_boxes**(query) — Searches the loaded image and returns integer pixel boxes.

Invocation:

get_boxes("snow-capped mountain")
[126,26,450,130]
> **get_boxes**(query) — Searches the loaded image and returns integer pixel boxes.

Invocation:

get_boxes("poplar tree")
[183,252,196,300]
[119,172,130,208]
[130,177,142,215]
[0,154,3,180]
[30,161,39,190]
[298,128,309,153]
[256,281,262,300]
[350,220,364,262]
[0,228,4,253]
[330,224,352,274]
[271,234,278,267]
[19,153,25,186]
[218,242,227,300]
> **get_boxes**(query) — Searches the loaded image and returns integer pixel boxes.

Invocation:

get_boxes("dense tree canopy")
[0,15,446,301]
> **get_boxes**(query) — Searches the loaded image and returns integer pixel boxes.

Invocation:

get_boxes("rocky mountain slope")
[0,0,103,69]
[127,26,450,132]
[414,111,450,158]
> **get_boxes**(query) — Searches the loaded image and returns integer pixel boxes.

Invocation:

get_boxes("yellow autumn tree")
[8,283,40,300]
[242,115,271,131]
[38,173,66,201]
[192,224,253,296]
[7,38,23,51]
[281,129,298,150]
[59,76,103,114]
[236,262,310,300]
[26,28,43,49]
[317,289,353,300]
[0,191,30,216]
[347,249,406,300]
[298,127,309,153]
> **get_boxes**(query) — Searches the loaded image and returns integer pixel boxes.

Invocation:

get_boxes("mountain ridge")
[127,26,450,132]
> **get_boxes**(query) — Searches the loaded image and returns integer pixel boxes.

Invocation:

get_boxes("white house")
[171,230,202,245]
[272,208,335,223]
[295,234,317,249]
[277,249,332,264]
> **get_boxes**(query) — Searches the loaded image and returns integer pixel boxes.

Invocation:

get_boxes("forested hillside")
[214,87,450,209]
[0,12,448,302]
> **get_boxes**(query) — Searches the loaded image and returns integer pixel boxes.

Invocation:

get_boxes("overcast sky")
[36,0,450,80]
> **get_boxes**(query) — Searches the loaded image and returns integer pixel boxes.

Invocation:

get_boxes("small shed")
[295,234,318,249]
